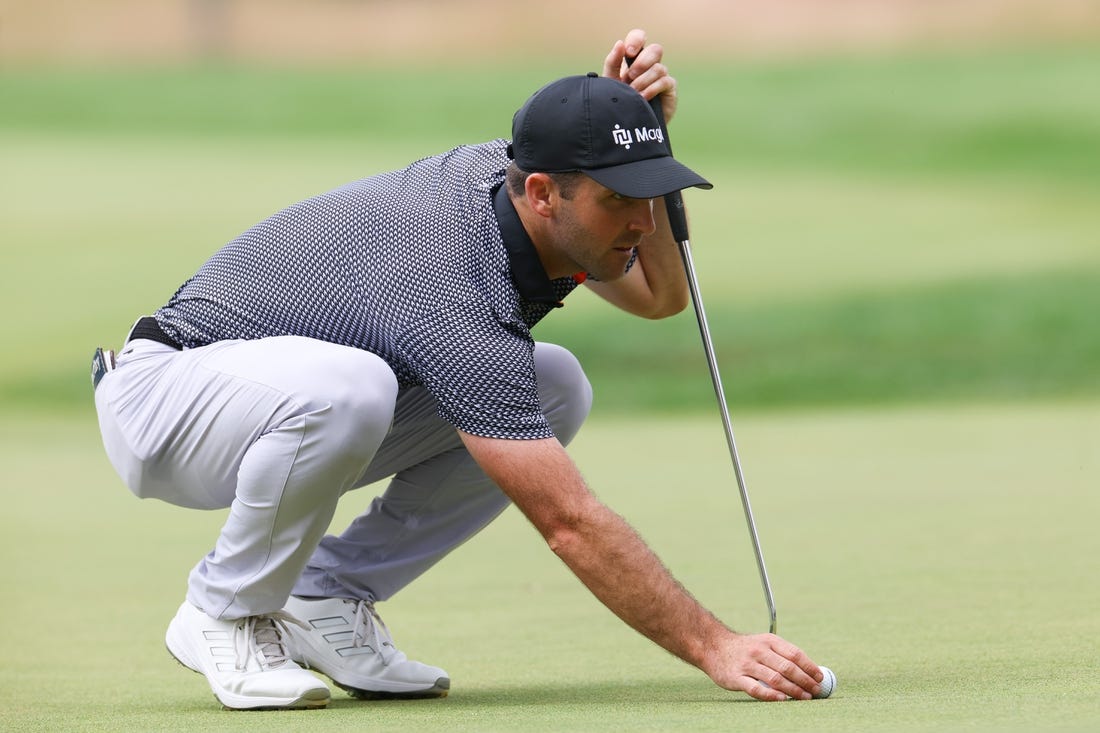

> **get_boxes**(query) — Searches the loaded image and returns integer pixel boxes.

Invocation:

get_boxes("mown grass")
[1,45,1097,414]
[3,46,1099,733]
[4,46,1097,184]
[3,404,1099,732]
[5,266,1099,412]
[536,266,1100,412]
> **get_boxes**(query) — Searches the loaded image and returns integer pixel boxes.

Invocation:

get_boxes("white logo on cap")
[613,124,664,150]
[612,125,634,149]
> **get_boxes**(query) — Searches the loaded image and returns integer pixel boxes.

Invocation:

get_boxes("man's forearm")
[549,486,729,670]
[460,431,823,701]
[459,432,726,673]
[636,199,690,314]
[583,201,689,319]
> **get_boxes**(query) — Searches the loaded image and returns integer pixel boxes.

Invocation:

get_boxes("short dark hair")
[505,163,585,200]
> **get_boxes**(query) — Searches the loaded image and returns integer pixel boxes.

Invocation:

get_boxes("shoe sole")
[167,646,330,710]
[287,632,450,700]
[165,620,331,711]
[333,676,450,700]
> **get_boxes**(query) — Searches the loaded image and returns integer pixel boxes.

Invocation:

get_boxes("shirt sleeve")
[395,299,554,440]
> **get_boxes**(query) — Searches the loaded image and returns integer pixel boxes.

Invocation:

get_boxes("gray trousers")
[94,335,592,620]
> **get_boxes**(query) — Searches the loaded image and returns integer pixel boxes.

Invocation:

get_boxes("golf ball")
[814,666,837,699]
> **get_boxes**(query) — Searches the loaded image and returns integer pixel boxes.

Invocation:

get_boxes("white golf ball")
[814,666,837,699]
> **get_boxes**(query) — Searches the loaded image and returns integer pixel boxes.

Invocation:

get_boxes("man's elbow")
[545,523,584,558]
[642,291,690,320]
[538,500,603,558]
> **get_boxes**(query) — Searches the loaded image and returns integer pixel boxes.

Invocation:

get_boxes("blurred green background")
[2,2,1099,731]
[2,2,1099,413]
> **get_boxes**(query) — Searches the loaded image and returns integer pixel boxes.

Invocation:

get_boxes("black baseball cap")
[509,72,712,199]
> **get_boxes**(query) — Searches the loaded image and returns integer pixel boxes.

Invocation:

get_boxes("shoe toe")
[222,666,331,709]
[238,666,328,697]
[283,596,450,699]
[393,659,450,687]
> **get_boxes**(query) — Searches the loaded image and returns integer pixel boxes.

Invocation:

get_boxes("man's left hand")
[602,28,678,124]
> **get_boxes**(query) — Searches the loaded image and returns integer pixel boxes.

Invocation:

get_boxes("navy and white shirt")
[155,140,589,440]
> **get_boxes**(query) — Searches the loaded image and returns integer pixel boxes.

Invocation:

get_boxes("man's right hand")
[458,430,824,701]
[705,631,824,701]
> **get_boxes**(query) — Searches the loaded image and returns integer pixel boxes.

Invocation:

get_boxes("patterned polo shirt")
[154,139,588,440]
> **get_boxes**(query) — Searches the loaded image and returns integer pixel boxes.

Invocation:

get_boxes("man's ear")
[524,173,556,218]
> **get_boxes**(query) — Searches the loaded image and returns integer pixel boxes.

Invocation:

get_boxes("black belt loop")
[127,316,183,350]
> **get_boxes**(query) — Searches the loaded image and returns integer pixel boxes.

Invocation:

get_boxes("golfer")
[92,29,825,709]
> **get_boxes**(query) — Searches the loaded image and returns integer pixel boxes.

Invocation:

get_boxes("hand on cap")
[602,29,678,124]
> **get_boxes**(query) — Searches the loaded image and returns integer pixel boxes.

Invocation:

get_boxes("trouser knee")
[296,344,400,468]
[534,342,592,445]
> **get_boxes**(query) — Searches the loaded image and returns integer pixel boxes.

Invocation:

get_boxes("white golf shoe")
[165,601,331,710]
[283,596,450,699]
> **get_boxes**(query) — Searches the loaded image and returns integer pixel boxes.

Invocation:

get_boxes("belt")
[91,347,115,390]
[127,316,183,350]
[93,317,182,391]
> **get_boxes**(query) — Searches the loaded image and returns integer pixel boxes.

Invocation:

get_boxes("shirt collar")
[493,183,562,306]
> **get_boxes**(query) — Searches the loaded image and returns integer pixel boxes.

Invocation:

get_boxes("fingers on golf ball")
[814,666,837,699]
[757,665,836,700]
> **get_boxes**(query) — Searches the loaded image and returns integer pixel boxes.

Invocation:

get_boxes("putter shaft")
[625,49,778,634]
[678,238,778,636]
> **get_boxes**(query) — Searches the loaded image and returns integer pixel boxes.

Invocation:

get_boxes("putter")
[625,55,778,634]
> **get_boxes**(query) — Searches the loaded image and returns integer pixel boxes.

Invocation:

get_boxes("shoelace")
[234,610,307,672]
[349,600,397,664]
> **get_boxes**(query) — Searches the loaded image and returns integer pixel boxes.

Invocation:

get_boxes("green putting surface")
[3,45,1098,731]
[2,405,1098,731]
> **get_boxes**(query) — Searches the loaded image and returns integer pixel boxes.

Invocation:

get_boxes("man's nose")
[630,199,657,236]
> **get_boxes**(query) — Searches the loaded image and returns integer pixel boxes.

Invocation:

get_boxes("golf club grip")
[644,98,691,244]
[622,54,691,242]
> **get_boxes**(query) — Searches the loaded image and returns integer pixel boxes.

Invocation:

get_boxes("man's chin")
[586,265,628,282]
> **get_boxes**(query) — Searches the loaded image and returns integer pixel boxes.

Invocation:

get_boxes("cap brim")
[584,156,712,198]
